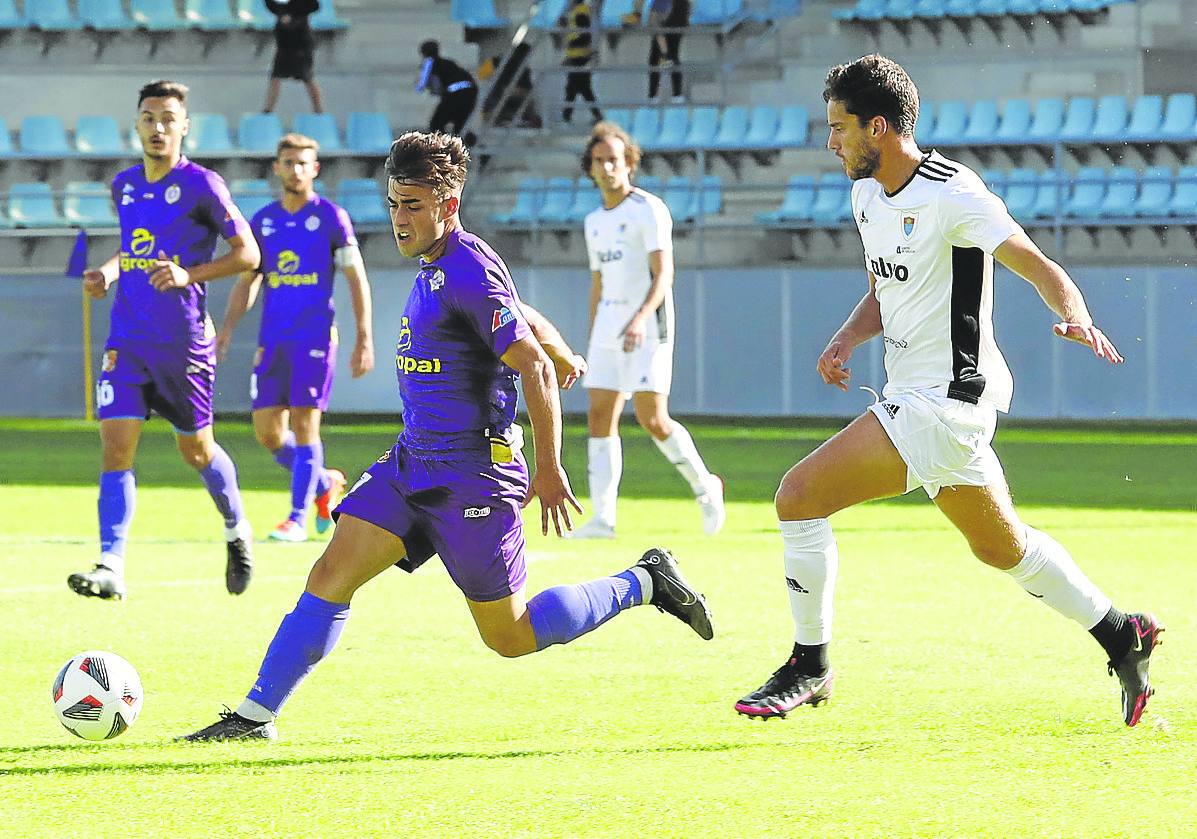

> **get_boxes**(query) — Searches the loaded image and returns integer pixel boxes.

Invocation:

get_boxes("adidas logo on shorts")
[881,402,901,419]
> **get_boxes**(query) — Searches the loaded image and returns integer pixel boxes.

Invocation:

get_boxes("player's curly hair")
[581,121,642,180]
[385,131,470,198]
[138,79,189,109]
[823,54,919,137]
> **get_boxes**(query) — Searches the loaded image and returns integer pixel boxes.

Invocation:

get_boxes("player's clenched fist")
[817,340,853,391]
[82,269,112,299]
[149,251,191,291]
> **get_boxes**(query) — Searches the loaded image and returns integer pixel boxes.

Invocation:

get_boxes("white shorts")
[868,388,1005,499]
[583,341,673,395]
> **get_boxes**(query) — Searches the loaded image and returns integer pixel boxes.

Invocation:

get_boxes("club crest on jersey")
[101,350,118,372]
[165,184,181,205]
[425,267,445,291]
[305,215,320,231]
[492,307,515,332]
[902,212,918,239]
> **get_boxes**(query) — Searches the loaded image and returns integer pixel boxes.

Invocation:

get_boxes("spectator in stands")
[415,40,479,136]
[264,0,325,114]
[560,0,602,125]
[648,0,690,103]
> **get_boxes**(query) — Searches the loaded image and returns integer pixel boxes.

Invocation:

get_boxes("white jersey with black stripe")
[584,187,675,349]
[850,151,1023,412]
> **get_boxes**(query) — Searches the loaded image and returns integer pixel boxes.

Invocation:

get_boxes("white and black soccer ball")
[51,651,143,741]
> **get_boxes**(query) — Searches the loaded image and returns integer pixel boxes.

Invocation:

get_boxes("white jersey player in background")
[569,122,725,540]
[735,54,1162,726]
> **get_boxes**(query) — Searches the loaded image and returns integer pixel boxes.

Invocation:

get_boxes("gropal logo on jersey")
[394,316,442,374]
[868,255,909,283]
[267,250,319,289]
[119,228,179,272]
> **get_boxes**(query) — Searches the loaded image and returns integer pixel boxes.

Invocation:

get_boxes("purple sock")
[199,444,245,529]
[246,592,349,715]
[290,443,323,526]
[273,432,330,496]
[526,570,642,650]
[98,469,135,560]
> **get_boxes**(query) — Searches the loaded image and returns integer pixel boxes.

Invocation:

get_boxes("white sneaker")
[566,518,616,540]
[697,475,725,536]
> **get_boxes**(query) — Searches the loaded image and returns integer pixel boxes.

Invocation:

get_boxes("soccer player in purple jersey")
[216,133,375,544]
[184,131,714,741]
[67,80,261,601]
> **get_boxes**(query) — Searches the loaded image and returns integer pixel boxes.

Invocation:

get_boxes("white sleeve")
[938,176,1023,254]
[584,216,600,272]
[642,196,673,254]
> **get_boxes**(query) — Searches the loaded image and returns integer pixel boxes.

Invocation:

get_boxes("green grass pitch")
[1,417,1194,837]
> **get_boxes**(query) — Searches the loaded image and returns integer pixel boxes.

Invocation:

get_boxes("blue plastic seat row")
[0,177,391,230]
[0,0,346,32]
[916,93,1197,147]
[755,172,853,225]
[490,174,724,226]
[0,111,393,158]
[604,104,811,151]
[834,0,1133,23]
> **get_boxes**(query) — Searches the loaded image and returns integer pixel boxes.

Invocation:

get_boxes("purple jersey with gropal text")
[109,157,249,344]
[251,195,357,345]
[396,229,532,455]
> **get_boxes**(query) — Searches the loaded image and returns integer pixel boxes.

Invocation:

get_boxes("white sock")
[225,519,253,542]
[653,422,713,496]
[99,551,124,577]
[780,519,838,644]
[587,436,622,528]
[236,698,275,722]
[629,564,653,604]
[1006,526,1111,629]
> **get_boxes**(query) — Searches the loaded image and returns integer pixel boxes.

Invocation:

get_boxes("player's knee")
[637,413,670,440]
[481,631,532,658]
[306,553,358,602]
[254,428,284,451]
[969,540,1021,570]
[175,439,211,470]
[774,471,821,520]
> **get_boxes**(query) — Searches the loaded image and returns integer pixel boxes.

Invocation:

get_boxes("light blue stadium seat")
[1002,168,1039,218]
[914,100,934,144]
[185,0,238,30]
[1039,0,1072,13]
[451,0,508,28]
[809,172,850,224]
[1167,166,1197,217]
[1133,166,1173,217]
[0,117,13,156]
[600,0,636,27]
[491,177,544,225]
[1030,169,1064,218]
[1090,95,1129,142]
[8,183,69,228]
[961,99,999,144]
[710,105,749,149]
[185,113,233,154]
[346,112,392,154]
[0,0,23,29]
[529,0,568,27]
[568,176,601,222]
[1058,96,1096,142]
[664,177,696,223]
[537,177,575,224]
[1026,97,1064,143]
[1124,94,1163,141]
[131,0,187,30]
[695,175,722,217]
[1097,166,1137,218]
[1063,166,1108,218]
[750,0,803,22]
[20,116,71,156]
[636,175,663,195]
[838,0,888,21]
[64,181,118,227]
[76,116,125,155]
[336,179,388,225]
[603,108,632,131]
[27,0,82,30]
[646,107,689,150]
[239,113,283,153]
[945,0,982,16]
[234,0,274,29]
[294,113,342,151]
[913,0,948,15]
[79,0,133,29]
[630,107,662,148]
[684,107,720,148]
[927,100,967,147]
[742,105,780,148]
[993,99,1031,143]
[1158,93,1196,141]
[230,178,273,219]
[889,1,918,20]
[691,0,745,24]
[978,168,1006,199]
[758,174,816,223]
[776,105,809,147]
[310,0,349,31]
[1005,0,1043,14]
[976,0,1011,15]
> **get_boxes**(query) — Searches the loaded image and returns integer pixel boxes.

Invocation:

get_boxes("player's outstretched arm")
[215,271,263,362]
[520,303,587,390]
[340,247,375,378]
[994,232,1123,364]
[817,273,883,391]
[500,335,584,537]
[83,253,120,299]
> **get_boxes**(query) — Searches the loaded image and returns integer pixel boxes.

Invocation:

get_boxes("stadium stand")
[345,112,392,154]
[335,179,388,225]
[451,0,509,28]
[75,116,126,156]
[130,0,187,31]
[183,113,234,155]
[230,178,273,219]
[310,0,350,31]
[238,113,284,154]
[63,181,118,227]
[234,0,274,30]
[27,0,82,31]
[8,183,69,228]
[184,0,239,31]
[293,113,343,151]
[19,116,72,157]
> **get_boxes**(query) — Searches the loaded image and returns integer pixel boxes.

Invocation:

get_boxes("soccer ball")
[51,651,143,741]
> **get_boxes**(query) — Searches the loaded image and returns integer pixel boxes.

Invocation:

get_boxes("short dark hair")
[138,80,189,110]
[823,54,919,137]
[419,40,439,59]
[581,121,642,178]
[386,131,469,198]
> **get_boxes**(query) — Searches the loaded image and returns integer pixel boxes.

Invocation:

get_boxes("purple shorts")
[251,341,337,411]
[96,340,214,433]
[335,442,530,602]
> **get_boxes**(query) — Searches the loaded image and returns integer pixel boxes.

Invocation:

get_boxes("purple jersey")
[109,157,249,345]
[251,195,357,345]
[396,229,532,455]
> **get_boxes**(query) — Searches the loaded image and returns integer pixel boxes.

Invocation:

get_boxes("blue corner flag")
[66,229,89,278]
